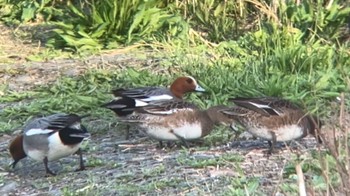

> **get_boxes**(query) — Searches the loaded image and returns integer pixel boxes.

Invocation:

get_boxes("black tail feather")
[102,97,136,116]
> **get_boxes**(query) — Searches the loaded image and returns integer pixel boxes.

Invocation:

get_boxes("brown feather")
[9,134,27,168]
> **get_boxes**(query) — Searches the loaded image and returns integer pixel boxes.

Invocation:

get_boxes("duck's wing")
[112,87,174,102]
[139,100,198,115]
[24,113,88,133]
[229,97,300,117]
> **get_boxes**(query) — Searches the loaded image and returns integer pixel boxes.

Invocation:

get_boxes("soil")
[0,129,321,195]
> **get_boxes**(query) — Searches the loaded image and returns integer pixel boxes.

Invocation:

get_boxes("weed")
[226,177,260,195]
[142,164,165,178]
[177,152,243,169]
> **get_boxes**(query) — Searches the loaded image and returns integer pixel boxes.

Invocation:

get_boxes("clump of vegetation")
[1,0,349,50]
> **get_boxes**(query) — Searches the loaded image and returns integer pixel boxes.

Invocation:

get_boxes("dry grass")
[0,24,44,64]
[318,92,350,195]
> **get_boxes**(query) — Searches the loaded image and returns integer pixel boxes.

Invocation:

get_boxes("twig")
[326,0,334,10]
[272,160,287,195]
[320,149,338,195]
[295,162,306,196]
[321,92,350,195]
[340,92,344,128]
[340,92,350,195]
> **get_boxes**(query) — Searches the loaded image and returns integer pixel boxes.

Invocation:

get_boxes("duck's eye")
[186,78,193,84]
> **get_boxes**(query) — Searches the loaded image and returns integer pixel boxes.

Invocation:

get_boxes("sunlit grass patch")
[203,126,235,146]
[226,177,260,195]
[176,151,244,169]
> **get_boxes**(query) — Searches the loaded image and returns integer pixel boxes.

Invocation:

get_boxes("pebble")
[14,75,33,84]
[63,68,80,77]
[48,189,61,196]
[0,181,18,195]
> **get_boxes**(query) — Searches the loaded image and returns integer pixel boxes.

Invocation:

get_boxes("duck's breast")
[145,122,203,141]
[46,132,81,161]
[248,124,304,141]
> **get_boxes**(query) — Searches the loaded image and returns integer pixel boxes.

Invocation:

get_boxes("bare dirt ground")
[0,130,321,195]
[0,23,347,195]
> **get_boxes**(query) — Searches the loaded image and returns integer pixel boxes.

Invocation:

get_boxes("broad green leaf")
[21,7,36,22]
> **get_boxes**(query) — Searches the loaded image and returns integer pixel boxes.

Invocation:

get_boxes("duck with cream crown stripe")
[102,76,205,138]
[9,113,91,176]
[119,99,232,148]
[220,97,322,153]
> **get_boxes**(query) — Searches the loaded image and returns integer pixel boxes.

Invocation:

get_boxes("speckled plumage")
[220,97,322,153]
[120,100,232,147]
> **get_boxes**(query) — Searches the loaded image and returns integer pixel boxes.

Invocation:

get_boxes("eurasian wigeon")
[9,113,90,175]
[102,76,205,138]
[119,99,232,148]
[220,97,322,153]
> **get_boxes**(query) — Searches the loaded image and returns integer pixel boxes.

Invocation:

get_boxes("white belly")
[27,132,81,162]
[248,124,304,142]
[144,123,203,141]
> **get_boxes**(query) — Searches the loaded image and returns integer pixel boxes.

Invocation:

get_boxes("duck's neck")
[205,106,232,125]
[170,85,184,99]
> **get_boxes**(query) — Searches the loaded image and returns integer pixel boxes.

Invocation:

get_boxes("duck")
[219,97,322,153]
[102,76,205,138]
[9,113,90,175]
[119,99,232,148]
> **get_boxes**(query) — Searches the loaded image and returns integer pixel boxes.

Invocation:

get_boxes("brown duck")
[220,97,322,153]
[120,99,232,148]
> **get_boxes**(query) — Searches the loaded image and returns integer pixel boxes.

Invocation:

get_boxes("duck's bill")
[195,85,205,92]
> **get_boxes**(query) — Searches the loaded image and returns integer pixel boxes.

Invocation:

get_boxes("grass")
[226,177,260,195]
[176,151,244,168]
[0,43,349,194]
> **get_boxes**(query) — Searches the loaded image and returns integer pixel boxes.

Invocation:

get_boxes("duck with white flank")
[119,99,232,148]
[102,76,205,138]
[9,113,90,175]
[220,97,322,153]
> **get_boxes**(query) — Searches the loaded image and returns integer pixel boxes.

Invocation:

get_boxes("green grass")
[226,177,261,195]
[142,164,165,177]
[176,151,244,168]
[2,0,349,50]
[0,38,348,194]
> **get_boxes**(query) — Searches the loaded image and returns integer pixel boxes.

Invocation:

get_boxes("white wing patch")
[25,128,55,136]
[134,99,149,107]
[248,102,282,116]
[148,108,194,115]
[140,94,173,102]
[248,102,271,109]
